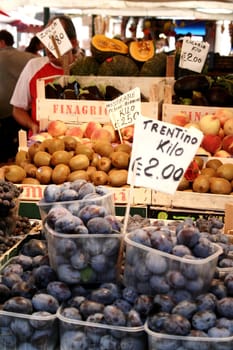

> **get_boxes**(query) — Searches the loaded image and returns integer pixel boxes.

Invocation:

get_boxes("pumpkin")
[139,52,167,76]
[98,55,139,76]
[91,34,129,63]
[70,56,100,76]
[129,40,155,62]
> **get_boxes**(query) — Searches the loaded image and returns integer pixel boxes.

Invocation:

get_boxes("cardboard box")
[36,75,168,129]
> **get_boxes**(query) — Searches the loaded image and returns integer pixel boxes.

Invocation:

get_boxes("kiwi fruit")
[97,157,112,173]
[205,158,223,170]
[69,154,90,171]
[22,178,40,185]
[209,177,232,194]
[93,140,114,157]
[110,151,130,169]
[192,175,210,193]
[114,143,132,154]
[75,144,94,160]
[36,166,53,185]
[91,153,100,167]
[91,170,109,186]
[200,167,216,178]
[216,163,233,181]
[33,151,51,167]
[50,150,72,166]
[177,176,190,191]
[52,164,70,184]
[4,165,26,183]
[23,163,38,178]
[46,138,65,154]
[86,166,97,178]
[28,142,42,160]
[62,135,77,151]
[67,170,89,182]
[108,169,128,187]
[194,156,204,170]
[15,150,30,166]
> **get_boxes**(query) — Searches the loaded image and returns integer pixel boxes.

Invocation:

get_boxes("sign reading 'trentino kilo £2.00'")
[127,116,203,194]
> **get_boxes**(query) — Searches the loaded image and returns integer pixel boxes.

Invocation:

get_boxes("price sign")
[179,36,210,73]
[106,87,141,130]
[127,116,203,194]
[36,18,72,58]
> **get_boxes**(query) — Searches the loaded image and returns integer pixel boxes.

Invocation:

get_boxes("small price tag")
[106,87,141,130]
[36,18,72,58]
[127,116,203,194]
[179,36,210,73]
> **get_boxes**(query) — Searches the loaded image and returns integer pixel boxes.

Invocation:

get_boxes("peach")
[120,125,135,142]
[65,126,85,138]
[84,121,102,139]
[171,113,190,127]
[201,134,222,155]
[214,149,231,158]
[222,135,233,155]
[215,108,233,127]
[199,114,221,135]
[47,120,68,137]
[90,128,112,142]
[102,123,119,142]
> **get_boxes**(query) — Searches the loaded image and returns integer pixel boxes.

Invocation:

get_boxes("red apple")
[201,134,222,155]
[47,120,68,137]
[222,135,233,155]
[84,121,102,139]
[90,128,112,142]
[199,114,221,135]
[65,126,85,138]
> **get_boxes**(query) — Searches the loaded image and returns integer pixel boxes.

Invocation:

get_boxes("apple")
[65,126,85,138]
[47,120,68,137]
[90,128,112,142]
[214,149,231,158]
[84,121,102,139]
[199,114,221,135]
[201,134,222,155]
[223,118,233,136]
[222,135,233,155]
[120,125,134,142]
[102,123,118,142]
[171,113,190,126]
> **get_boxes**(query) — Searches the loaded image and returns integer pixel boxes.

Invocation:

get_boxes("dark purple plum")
[46,281,71,302]
[60,330,89,350]
[56,264,81,284]
[149,275,170,294]
[153,294,176,313]
[70,250,89,270]
[80,300,105,319]
[149,230,173,253]
[120,336,146,350]
[77,182,96,199]
[11,255,33,271]
[46,206,70,229]
[176,226,200,248]
[102,237,120,257]
[129,228,151,247]
[43,184,61,202]
[103,305,126,326]
[3,296,33,314]
[59,189,79,201]
[145,251,168,274]
[54,213,83,233]
[127,309,143,327]
[2,272,22,288]
[192,237,216,258]
[90,287,117,305]
[0,283,11,303]
[147,311,170,332]
[10,318,33,341]
[134,294,153,317]
[224,273,233,296]
[104,215,122,232]
[216,297,233,319]
[70,179,88,192]
[163,314,191,335]
[192,310,217,331]
[33,265,57,289]
[32,293,59,314]
[21,239,47,257]
[29,311,54,329]
[196,293,217,312]
[208,326,231,338]
[172,244,192,257]
[3,263,24,276]
[166,270,186,289]
[78,204,107,224]
[99,334,119,350]
[11,281,37,299]
[91,254,107,272]
[56,238,77,258]
[87,217,113,234]
[171,300,197,319]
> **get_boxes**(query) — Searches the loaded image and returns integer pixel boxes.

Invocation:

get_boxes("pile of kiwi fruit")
[178,157,233,195]
[2,136,131,187]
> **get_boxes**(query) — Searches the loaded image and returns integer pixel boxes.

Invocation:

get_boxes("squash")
[129,40,155,62]
[70,56,100,76]
[91,34,129,63]
[98,55,139,76]
[139,52,167,76]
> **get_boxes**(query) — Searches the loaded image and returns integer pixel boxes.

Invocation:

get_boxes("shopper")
[0,29,36,163]
[25,36,44,56]
[10,15,79,136]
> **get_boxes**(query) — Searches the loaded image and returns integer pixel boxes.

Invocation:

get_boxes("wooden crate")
[36,75,168,129]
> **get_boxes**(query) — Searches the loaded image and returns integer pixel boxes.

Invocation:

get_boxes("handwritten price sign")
[127,116,203,194]
[106,87,141,130]
[36,18,72,58]
[179,36,210,73]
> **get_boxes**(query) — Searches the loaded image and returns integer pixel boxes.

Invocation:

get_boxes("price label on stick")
[36,18,72,58]
[179,36,210,73]
[127,116,203,194]
[106,87,141,130]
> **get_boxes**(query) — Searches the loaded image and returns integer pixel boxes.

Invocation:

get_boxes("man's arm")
[13,107,39,135]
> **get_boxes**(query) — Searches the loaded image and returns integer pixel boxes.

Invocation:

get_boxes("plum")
[163,314,191,335]
[85,237,103,256]
[129,228,151,247]
[153,294,176,313]
[171,300,197,319]
[166,270,186,289]
[196,293,217,312]
[56,264,81,284]
[29,311,54,329]
[2,272,22,288]
[224,272,233,296]
[0,283,11,303]
[113,299,132,314]
[87,217,113,234]
[122,286,138,304]
[43,184,61,202]
[54,213,83,233]
[30,326,57,349]
[120,336,146,350]
[21,239,47,257]
[172,244,192,257]
[32,293,59,313]
[46,206,71,229]
[78,204,107,224]
[60,307,82,330]
[11,255,33,271]
[150,275,170,294]
[80,300,105,319]
[3,296,33,314]
[70,179,88,192]
[104,214,122,232]
[176,226,200,248]
[70,250,89,270]
[145,251,168,274]
[192,237,216,258]
[127,309,143,327]
[99,334,119,350]
[61,330,89,349]
[149,230,173,253]
[216,297,233,319]
[90,287,117,305]
[11,281,37,299]
[33,265,57,289]
[46,281,71,302]
[103,305,126,326]
[77,182,96,199]
[0,327,17,349]
[102,237,121,257]
[147,311,170,332]
[56,238,77,258]
[10,318,33,341]
[192,310,217,331]
[3,263,24,276]
[208,326,231,338]
[59,189,79,201]
[100,283,122,300]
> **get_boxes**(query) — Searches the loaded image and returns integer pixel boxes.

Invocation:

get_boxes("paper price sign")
[127,116,203,194]
[179,36,210,73]
[106,87,141,130]
[36,18,72,58]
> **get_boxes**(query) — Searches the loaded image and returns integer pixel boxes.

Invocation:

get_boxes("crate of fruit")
[36,75,168,129]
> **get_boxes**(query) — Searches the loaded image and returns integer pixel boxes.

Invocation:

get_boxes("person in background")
[25,36,44,56]
[0,29,36,163]
[10,15,79,136]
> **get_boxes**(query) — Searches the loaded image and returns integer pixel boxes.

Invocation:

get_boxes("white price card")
[106,87,141,130]
[179,36,210,73]
[127,116,203,194]
[36,18,72,58]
